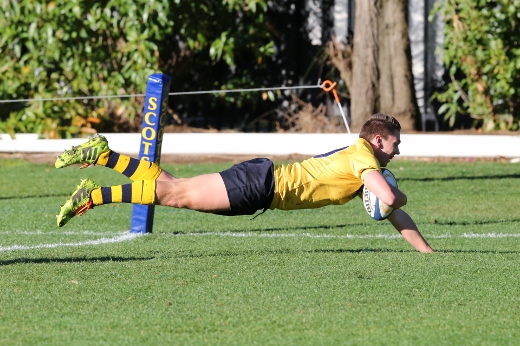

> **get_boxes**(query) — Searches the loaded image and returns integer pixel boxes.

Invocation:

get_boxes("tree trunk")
[351,0,380,130]
[350,0,419,131]
[378,0,419,131]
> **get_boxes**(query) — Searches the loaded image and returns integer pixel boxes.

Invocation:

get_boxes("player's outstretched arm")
[387,209,434,253]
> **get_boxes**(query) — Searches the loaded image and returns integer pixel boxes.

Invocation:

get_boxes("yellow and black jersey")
[269,138,381,210]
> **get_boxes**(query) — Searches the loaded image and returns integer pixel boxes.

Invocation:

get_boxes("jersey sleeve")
[349,140,381,180]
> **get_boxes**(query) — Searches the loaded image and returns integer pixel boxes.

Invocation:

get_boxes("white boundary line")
[0,231,126,236]
[168,231,520,239]
[0,232,141,252]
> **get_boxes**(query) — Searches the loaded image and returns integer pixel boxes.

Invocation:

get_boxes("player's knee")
[165,195,190,209]
[170,192,200,210]
[160,180,195,209]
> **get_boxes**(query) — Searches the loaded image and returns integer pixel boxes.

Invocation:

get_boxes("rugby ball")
[362,168,398,221]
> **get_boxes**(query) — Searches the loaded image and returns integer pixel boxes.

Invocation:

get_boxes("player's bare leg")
[156,169,177,182]
[155,173,230,212]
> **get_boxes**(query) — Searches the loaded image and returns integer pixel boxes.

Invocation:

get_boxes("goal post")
[130,73,171,234]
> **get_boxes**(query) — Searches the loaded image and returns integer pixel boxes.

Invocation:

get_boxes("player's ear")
[374,135,383,149]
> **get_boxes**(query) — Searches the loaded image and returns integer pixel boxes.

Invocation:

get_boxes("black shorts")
[217,158,275,216]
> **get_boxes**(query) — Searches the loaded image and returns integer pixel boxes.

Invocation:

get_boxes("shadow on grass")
[170,247,520,259]
[169,223,370,235]
[168,216,520,235]
[171,248,417,259]
[436,249,520,254]
[400,173,520,182]
[0,193,68,200]
[4,249,516,265]
[317,249,520,254]
[314,248,414,253]
[428,219,520,226]
[0,256,155,266]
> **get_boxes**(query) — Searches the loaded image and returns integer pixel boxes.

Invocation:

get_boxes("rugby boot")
[57,178,99,227]
[55,134,109,169]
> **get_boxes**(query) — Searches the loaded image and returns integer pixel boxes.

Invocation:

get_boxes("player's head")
[359,113,401,167]
[359,113,401,142]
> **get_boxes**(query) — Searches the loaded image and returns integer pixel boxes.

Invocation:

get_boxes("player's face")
[374,131,401,167]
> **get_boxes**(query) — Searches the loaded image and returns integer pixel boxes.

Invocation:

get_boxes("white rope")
[0,84,322,104]
[0,79,352,133]
[336,101,351,134]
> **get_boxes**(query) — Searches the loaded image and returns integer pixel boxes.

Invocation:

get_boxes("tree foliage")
[0,0,276,138]
[432,0,520,131]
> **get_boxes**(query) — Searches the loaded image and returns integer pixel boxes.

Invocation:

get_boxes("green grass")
[0,158,519,345]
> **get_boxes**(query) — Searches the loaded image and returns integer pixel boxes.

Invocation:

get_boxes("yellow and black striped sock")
[90,180,156,206]
[96,151,162,181]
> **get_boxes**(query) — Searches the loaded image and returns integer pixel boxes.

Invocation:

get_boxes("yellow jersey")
[269,138,381,210]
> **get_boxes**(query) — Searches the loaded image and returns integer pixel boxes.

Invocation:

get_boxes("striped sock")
[96,151,162,181]
[91,180,156,206]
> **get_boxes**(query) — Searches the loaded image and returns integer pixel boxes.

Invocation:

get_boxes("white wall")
[1,133,519,158]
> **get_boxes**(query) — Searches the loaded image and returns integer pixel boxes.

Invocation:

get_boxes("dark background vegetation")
[0,0,519,138]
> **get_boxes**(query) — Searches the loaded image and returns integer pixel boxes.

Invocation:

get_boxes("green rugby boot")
[57,178,100,227]
[55,134,109,169]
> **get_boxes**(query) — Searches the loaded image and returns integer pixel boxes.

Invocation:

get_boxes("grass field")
[0,157,519,345]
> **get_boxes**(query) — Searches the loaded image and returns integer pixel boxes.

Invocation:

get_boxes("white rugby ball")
[362,168,398,221]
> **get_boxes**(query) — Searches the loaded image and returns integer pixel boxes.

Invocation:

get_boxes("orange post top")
[322,80,340,104]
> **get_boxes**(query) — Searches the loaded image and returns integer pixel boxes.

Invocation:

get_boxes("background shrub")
[432,0,520,131]
[0,0,280,138]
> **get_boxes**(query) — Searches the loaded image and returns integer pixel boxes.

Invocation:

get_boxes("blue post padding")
[130,73,171,233]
